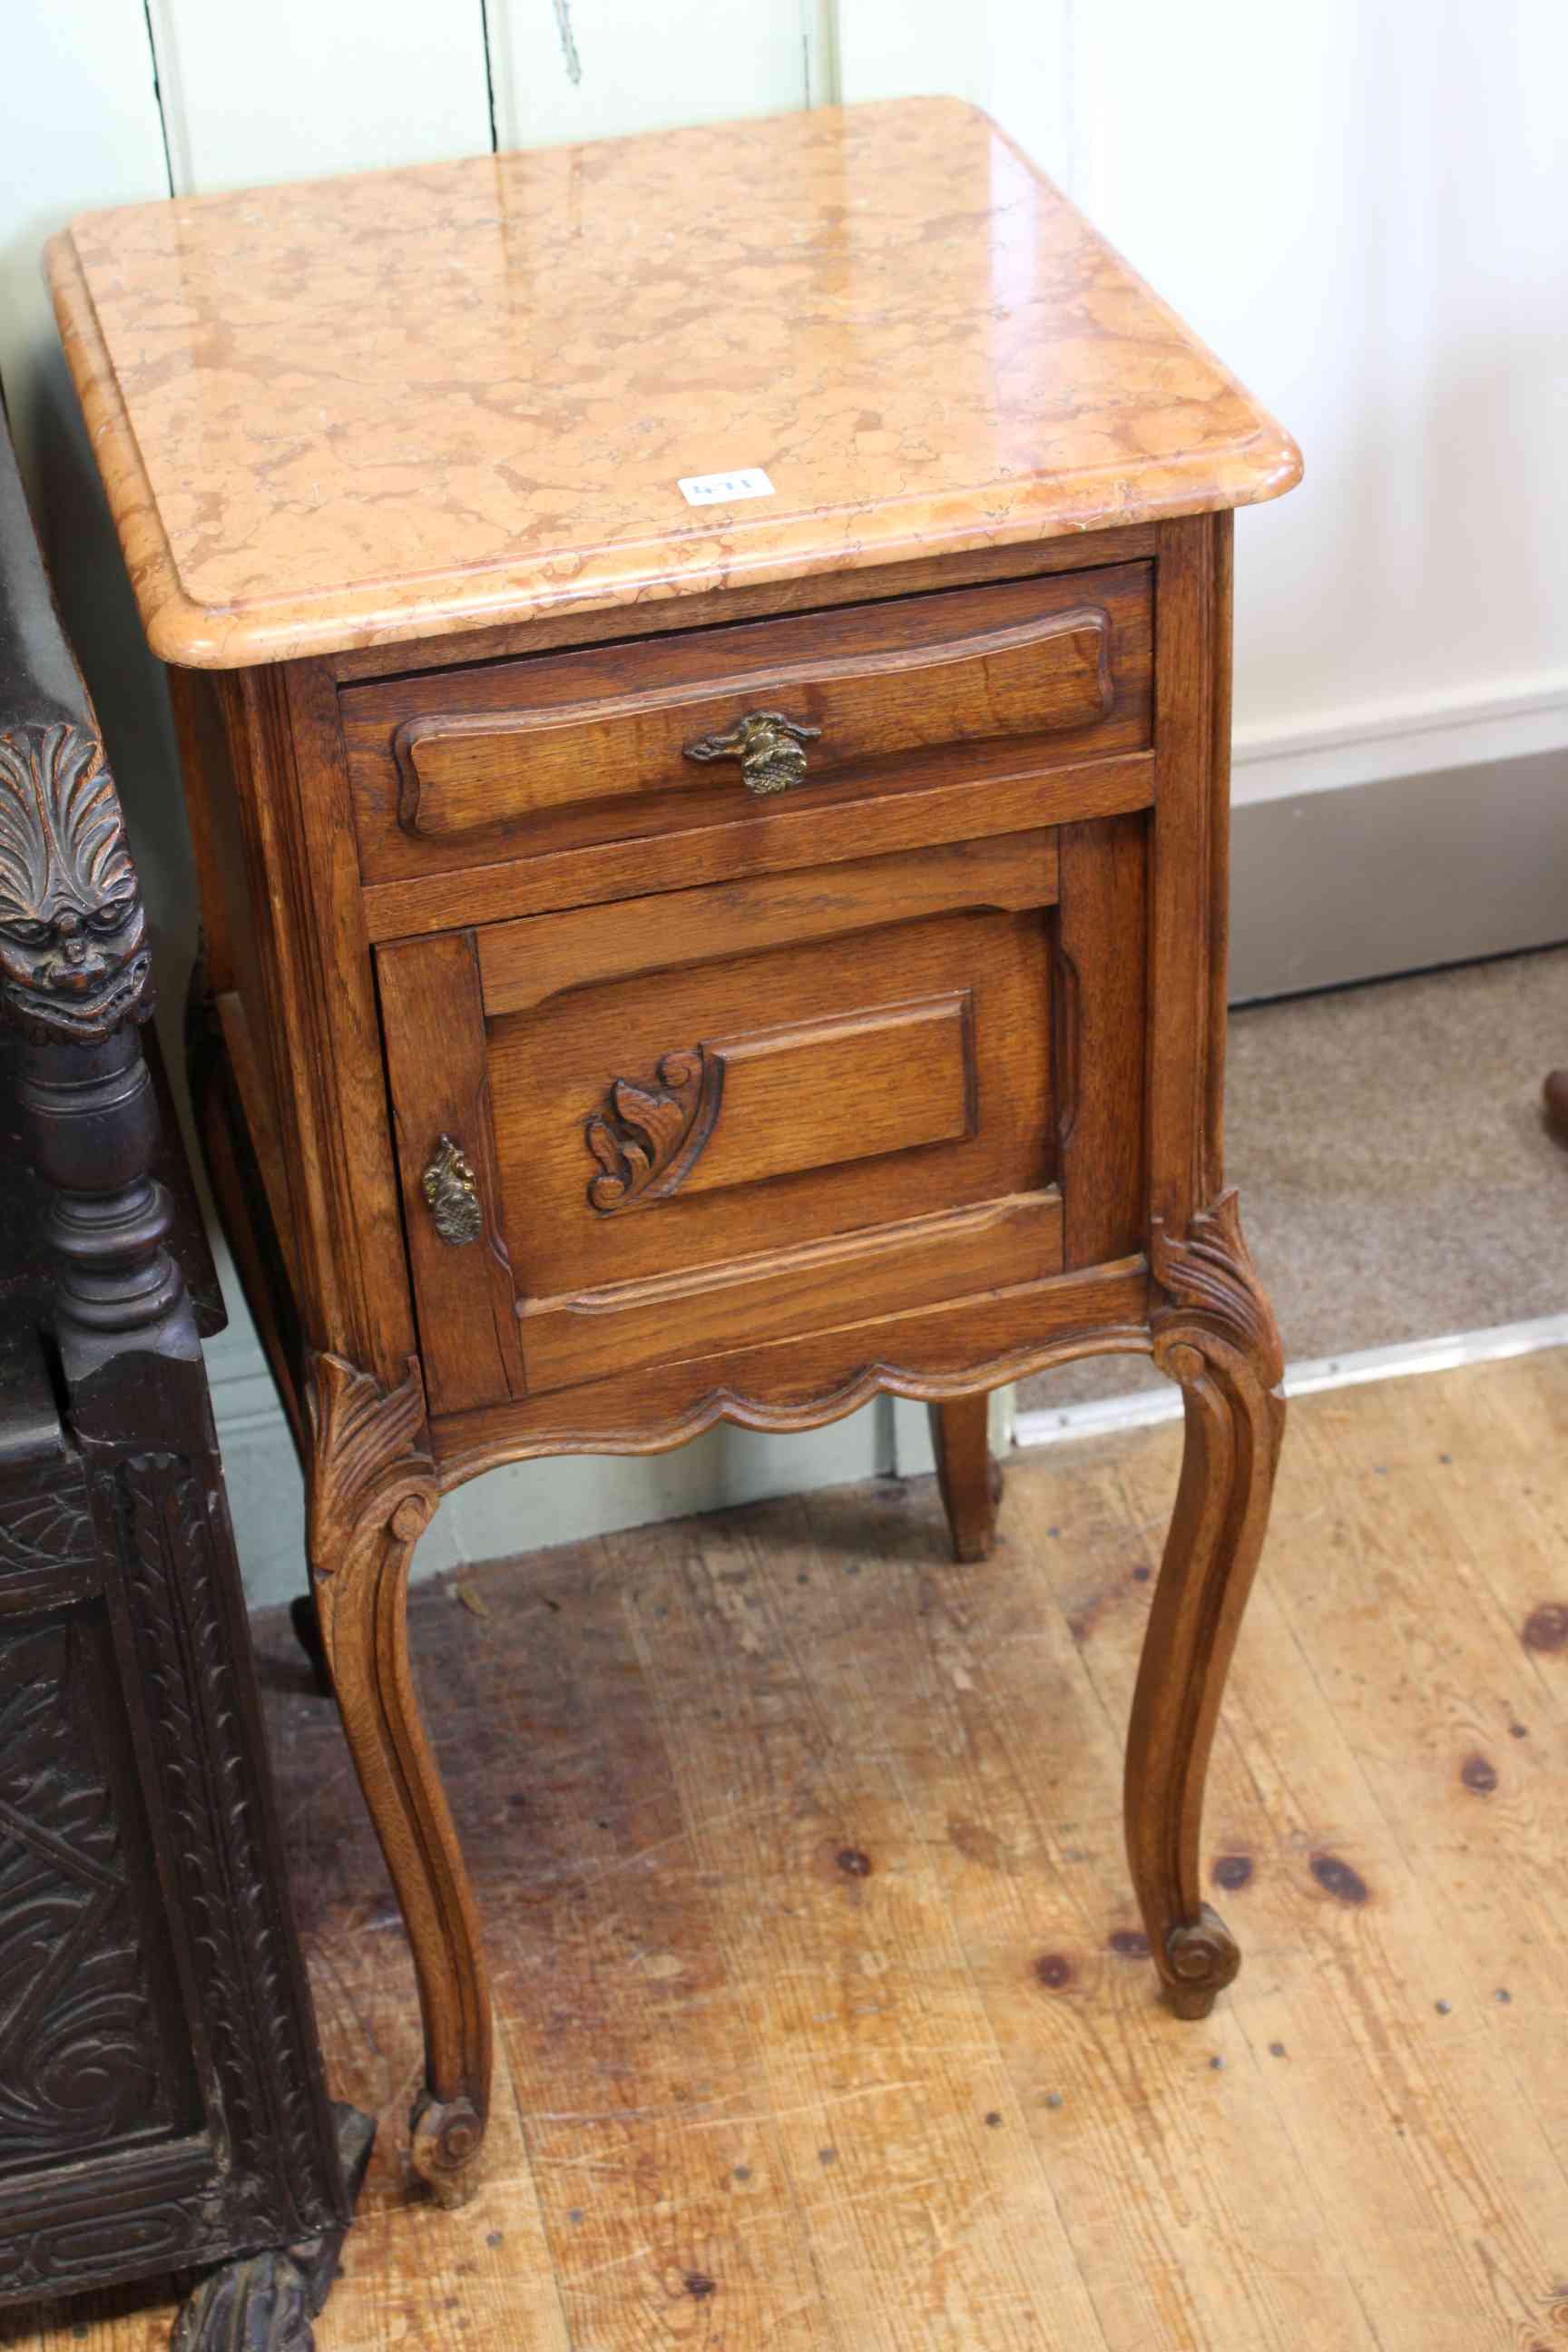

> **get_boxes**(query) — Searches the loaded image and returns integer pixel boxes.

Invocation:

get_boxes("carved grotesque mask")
[0,721,151,1042]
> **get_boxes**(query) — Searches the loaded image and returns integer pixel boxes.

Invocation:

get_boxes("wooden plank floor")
[16,1350,1568,2350]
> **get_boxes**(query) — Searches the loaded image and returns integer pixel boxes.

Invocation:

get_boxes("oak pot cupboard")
[49,98,1302,2206]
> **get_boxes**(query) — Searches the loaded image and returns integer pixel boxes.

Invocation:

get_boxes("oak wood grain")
[201,662,416,1383]
[517,1193,1063,1398]
[162,509,1282,2205]
[304,1352,491,2210]
[359,750,1151,942]
[431,1259,1152,1482]
[377,932,526,1418]
[591,997,975,1208]
[341,566,1151,889]
[55,1355,1564,2352]
[1056,813,1150,1267]
[1132,1193,1286,2015]
[487,911,1051,1301]
[475,828,1059,1018]
[1147,515,1223,1239]
[393,604,1112,847]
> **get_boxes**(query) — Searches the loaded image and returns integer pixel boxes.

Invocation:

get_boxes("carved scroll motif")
[1132,1187,1287,2023]
[302,1352,489,2205]
[305,1354,437,1576]
[1149,1188,1284,1389]
[0,721,152,1042]
[583,1047,724,1214]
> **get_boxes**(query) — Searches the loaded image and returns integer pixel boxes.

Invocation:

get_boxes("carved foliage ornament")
[1150,1188,1284,1390]
[584,1047,724,1213]
[0,721,152,1042]
[119,1451,334,2235]
[305,1354,437,1573]
[0,1610,174,2171]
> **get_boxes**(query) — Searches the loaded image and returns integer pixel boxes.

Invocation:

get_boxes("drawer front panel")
[344,563,1152,893]
[379,829,1065,1413]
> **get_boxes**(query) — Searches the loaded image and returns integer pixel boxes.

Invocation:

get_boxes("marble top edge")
[48,99,1301,671]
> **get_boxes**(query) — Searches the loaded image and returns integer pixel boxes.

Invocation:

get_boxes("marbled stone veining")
[47,100,1301,670]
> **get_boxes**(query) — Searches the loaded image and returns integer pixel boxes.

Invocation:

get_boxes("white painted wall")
[490,0,835,147]
[0,0,908,1609]
[143,0,493,192]
[2,1,1562,1599]
[839,0,1568,808]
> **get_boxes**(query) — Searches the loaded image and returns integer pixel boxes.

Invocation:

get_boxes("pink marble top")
[48,99,1299,670]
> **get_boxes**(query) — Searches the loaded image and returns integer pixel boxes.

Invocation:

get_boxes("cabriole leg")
[305,1351,493,2206]
[1125,1192,1285,2019]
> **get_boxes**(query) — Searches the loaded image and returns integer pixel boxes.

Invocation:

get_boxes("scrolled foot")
[1163,1903,1241,2020]
[173,2251,313,2351]
[1124,1192,1283,2026]
[411,2092,485,2209]
[308,1351,493,2220]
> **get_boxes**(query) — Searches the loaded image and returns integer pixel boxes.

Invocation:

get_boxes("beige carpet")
[1016,945,1568,1413]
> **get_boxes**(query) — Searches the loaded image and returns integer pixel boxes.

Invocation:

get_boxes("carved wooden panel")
[380,828,1063,1409]
[111,1436,344,2235]
[491,906,1046,1304]
[0,1592,196,2185]
[583,997,974,1217]
[0,1400,346,2306]
[0,390,360,2328]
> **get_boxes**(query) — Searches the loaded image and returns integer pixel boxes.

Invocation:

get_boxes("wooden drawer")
[377,829,1067,1416]
[344,564,1152,930]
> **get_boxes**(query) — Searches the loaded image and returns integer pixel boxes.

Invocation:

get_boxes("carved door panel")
[0,1366,345,2305]
[0,1597,201,2186]
[379,828,1068,1416]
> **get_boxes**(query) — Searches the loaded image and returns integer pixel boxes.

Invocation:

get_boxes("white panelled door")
[143,0,494,192]
[490,0,832,149]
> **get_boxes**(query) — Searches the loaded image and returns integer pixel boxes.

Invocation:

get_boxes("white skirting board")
[1013,1316,1568,1453]
[1230,680,1568,1002]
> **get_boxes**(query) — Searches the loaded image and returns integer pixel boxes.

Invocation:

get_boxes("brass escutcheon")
[683,709,821,795]
[420,1133,482,1247]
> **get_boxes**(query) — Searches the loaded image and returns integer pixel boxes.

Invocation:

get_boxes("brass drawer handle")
[683,709,821,795]
[421,1133,482,1246]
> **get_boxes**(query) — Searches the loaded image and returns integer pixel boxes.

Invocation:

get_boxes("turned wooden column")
[0,418,370,2347]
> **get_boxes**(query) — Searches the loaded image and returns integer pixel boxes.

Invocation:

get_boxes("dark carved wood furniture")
[48,100,1302,2208]
[0,411,370,2343]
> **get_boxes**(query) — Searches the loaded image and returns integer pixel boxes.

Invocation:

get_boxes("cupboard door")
[380,829,1067,1413]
